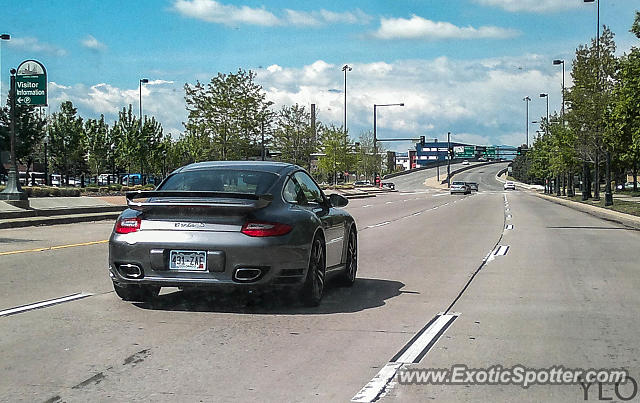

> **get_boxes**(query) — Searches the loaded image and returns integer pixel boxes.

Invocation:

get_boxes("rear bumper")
[109,229,310,289]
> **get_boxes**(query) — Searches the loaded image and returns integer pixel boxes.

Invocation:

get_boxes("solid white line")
[367,221,391,228]
[351,362,403,402]
[0,293,93,317]
[385,201,394,204]
[412,212,421,216]
[362,205,372,208]
[395,314,457,363]
[433,193,448,197]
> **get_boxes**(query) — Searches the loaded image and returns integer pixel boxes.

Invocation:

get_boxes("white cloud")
[8,37,67,56]
[372,15,519,41]
[284,8,372,27]
[48,81,186,138]
[172,0,371,27]
[81,35,106,50]
[474,0,582,13]
[172,0,280,26]
[45,54,564,151]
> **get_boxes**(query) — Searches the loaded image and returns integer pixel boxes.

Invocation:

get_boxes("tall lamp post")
[0,34,10,108]
[139,78,148,185]
[584,0,612,205]
[373,103,404,183]
[0,68,28,207]
[553,59,572,196]
[342,65,352,182]
[539,93,549,136]
[523,96,531,147]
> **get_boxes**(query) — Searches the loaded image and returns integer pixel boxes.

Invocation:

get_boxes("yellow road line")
[0,240,108,256]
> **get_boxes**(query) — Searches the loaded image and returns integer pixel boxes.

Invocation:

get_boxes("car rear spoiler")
[125,190,273,212]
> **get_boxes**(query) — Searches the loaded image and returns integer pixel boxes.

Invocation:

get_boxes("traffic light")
[420,136,425,147]
[517,147,522,155]
[448,147,454,158]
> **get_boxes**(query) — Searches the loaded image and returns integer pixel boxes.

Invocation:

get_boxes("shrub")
[49,187,60,196]
[99,187,109,193]
[32,187,51,197]
[109,184,122,191]
[85,187,99,193]
[60,188,80,197]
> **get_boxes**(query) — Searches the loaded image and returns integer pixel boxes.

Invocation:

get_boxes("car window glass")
[293,172,324,205]
[283,177,306,204]
[159,169,277,194]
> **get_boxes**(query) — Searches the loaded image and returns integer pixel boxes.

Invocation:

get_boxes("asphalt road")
[2,163,639,402]
[391,161,488,192]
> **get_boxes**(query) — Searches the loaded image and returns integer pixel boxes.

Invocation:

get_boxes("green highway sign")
[16,60,47,106]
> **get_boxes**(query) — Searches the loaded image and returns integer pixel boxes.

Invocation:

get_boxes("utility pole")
[447,131,451,188]
[261,120,265,161]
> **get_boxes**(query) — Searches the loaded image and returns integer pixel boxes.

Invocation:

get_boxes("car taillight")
[115,217,141,234]
[241,221,292,237]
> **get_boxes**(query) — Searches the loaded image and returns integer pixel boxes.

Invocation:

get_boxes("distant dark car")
[354,180,372,187]
[467,182,478,191]
[109,161,358,307]
[381,182,395,190]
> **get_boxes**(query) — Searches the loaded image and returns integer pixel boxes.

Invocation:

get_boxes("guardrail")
[441,161,507,184]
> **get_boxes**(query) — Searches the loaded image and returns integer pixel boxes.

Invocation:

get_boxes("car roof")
[174,161,299,175]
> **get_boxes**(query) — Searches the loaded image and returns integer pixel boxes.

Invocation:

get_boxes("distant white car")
[504,181,516,190]
[462,160,470,165]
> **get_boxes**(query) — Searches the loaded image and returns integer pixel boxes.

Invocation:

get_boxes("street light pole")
[447,132,451,187]
[342,65,352,183]
[373,103,404,184]
[139,78,148,185]
[523,96,530,147]
[539,93,549,136]
[0,34,10,108]
[0,68,28,206]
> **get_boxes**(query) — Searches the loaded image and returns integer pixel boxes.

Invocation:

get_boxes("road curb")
[533,192,640,230]
[0,211,121,229]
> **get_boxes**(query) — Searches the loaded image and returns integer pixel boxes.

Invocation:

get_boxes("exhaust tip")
[233,268,263,282]
[118,264,143,279]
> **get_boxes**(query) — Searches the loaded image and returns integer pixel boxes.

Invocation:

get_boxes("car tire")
[337,229,357,287]
[300,235,326,307]
[113,281,160,302]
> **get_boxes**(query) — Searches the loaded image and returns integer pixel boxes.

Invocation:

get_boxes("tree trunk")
[582,162,591,200]
[634,162,638,192]
[568,170,574,197]
[593,157,600,201]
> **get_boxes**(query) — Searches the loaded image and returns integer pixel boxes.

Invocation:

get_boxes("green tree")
[565,26,618,199]
[316,125,356,184]
[84,115,111,177]
[272,104,318,170]
[49,101,85,184]
[609,12,640,190]
[184,69,273,161]
[0,96,46,181]
[112,105,140,183]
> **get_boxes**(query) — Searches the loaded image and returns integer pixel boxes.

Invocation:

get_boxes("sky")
[0,0,638,152]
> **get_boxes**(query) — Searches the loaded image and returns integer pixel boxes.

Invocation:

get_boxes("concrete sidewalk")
[0,196,127,229]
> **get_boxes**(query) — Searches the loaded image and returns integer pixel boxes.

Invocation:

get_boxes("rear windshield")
[159,169,278,194]
[452,182,465,186]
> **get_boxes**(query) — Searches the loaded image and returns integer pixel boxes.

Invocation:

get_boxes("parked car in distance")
[354,180,372,187]
[467,182,479,191]
[450,181,470,194]
[616,182,637,190]
[381,182,395,190]
[478,157,487,162]
[462,160,470,165]
[504,181,516,190]
[109,161,358,307]
[98,174,118,185]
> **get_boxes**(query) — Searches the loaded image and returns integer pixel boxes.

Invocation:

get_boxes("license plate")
[169,250,207,271]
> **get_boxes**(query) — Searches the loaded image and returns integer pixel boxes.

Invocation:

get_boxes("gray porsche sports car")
[108,161,357,306]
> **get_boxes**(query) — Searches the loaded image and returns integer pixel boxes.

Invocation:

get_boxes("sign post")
[0,60,47,208]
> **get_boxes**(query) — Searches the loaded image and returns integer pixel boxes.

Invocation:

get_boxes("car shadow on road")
[133,277,405,315]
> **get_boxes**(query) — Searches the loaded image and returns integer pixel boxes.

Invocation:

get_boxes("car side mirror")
[328,193,349,208]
